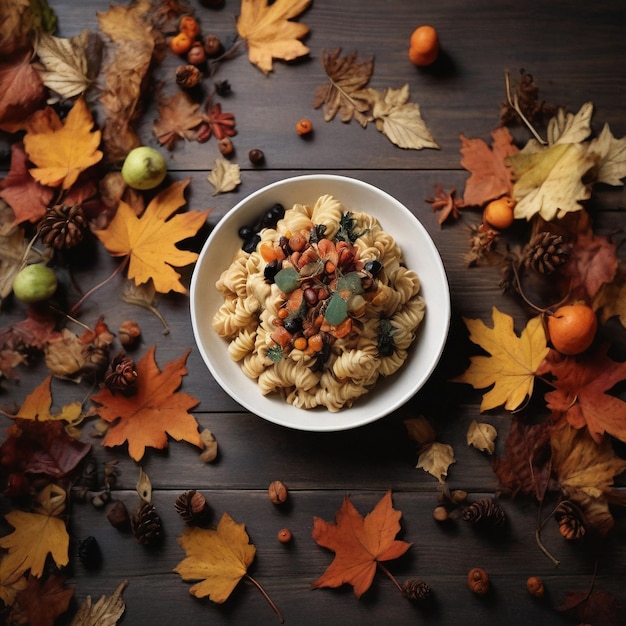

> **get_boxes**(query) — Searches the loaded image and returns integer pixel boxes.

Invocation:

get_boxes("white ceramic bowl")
[190,175,450,431]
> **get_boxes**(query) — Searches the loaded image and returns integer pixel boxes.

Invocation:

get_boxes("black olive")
[270,203,285,219]
[283,317,303,334]
[264,259,279,283]
[242,233,261,253]
[238,225,254,240]
[364,259,383,276]
[78,536,102,569]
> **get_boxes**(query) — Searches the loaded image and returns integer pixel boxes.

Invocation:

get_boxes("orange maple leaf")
[93,178,209,294]
[311,491,411,598]
[16,375,83,426]
[460,126,519,207]
[91,345,201,461]
[23,97,102,190]
[543,346,626,444]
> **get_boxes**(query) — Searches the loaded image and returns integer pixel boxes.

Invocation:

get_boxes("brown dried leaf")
[70,580,128,626]
[9,573,73,626]
[153,91,204,150]
[416,441,455,483]
[467,420,497,454]
[207,158,241,195]
[313,48,374,126]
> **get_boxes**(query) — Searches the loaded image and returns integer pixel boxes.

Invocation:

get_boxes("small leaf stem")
[70,255,130,315]
[504,71,547,146]
[244,574,284,623]
[377,562,405,597]
[535,502,560,567]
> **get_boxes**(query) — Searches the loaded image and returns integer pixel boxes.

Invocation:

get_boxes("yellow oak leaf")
[236,0,311,74]
[23,97,102,190]
[452,307,549,411]
[0,486,69,580]
[93,178,210,294]
[174,513,256,603]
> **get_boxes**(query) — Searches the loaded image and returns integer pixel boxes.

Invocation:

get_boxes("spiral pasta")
[212,195,425,412]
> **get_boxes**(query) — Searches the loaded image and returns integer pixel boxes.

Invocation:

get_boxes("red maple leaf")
[9,574,73,626]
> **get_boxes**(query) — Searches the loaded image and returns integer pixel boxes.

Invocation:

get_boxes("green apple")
[121,146,167,190]
[12,264,58,303]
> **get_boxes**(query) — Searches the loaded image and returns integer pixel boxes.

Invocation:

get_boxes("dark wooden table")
[1,1,626,624]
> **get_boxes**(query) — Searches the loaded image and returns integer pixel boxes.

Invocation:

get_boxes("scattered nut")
[450,489,468,504]
[467,567,489,596]
[187,42,207,66]
[295,118,313,136]
[106,501,130,529]
[432,505,449,522]
[199,429,218,463]
[268,480,288,504]
[204,34,223,58]
[248,148,265,164]
[526,576,545,598]
[277,528,292,543]
[218,137,234,156]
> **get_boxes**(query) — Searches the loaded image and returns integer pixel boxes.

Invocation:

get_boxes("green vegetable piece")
[325,291,348,325]
[336,271,363,295]
[274,267,300,293]
[267,345,283,363]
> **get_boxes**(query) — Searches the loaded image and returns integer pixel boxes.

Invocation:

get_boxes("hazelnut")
[432,506,449,522]
[218,137,234,156]
[118,320,141,348]
[526,576,545,598]
[277,528,292,543]
[248,148,265,165]
[467,567,489,596]
[106,501,130,529]
[268,480,288,504]
[187,42,207,66]
[204,34,223,58]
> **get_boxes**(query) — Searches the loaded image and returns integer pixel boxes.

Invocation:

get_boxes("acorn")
[467,567,489,596]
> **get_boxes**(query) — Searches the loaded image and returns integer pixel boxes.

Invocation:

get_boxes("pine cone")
[174,489,211,525]
[77,535,102,569]
[131,501,163,545]
[402,579,432,602]
[554,500,586,540]
[523,232,572,274]
[461,498,506,528]
[104,353,138,395]
[39,203,88,249]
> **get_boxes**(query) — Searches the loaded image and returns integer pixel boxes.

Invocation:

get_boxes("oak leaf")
[543,346,626,444]
[467,420,497,455]
[8,573,73,626]
[236,0,311,74]
[459,126,519,207]
[153,91,204,150]
[93,179,209,294]
[588,122,626,186]
[312,48,374,127]
[0,485,70,579]
[207,158,241,195]
[91,345,201,462]
[23,97,103,190]
[415,441,455,483]
[70,580,128,626]
[361,84,439,150]
[452,307,549,412]
[311,491,411,598]
[174,513,256,602]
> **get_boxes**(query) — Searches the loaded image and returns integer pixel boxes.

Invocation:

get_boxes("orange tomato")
[547,304,598,355]
[170,31,193,55]
[409,25,439,67]
[484,197,516,230]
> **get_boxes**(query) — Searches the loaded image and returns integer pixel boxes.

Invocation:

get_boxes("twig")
[244,574,284,623]
[377,562,405,596]
[535,501,560,567]
[504,71,548,145]
[70,256,130,315]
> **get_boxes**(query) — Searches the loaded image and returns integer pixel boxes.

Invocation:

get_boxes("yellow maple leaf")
[452,307,549,411]
[93,178,210,294]
[23,97,102,190]
[0,558,27,607]
[0,485,69,580]
[16,375,83,426]
[174,513,256,603]
[236,0,311,74]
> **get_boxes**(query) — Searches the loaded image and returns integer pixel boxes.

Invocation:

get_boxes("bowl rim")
[190,174,451,431]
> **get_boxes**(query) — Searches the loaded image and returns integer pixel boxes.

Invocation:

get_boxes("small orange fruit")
[169,31,193,55]
[180,16,201,39]
[547,304,598,355]
[484,197,516,230]
[409,25,439,66]
[296,118,313,135]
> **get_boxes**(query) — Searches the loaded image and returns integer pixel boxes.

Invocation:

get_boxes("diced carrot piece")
[271,325,292,348]
[330,317,352,338]
[285,288,304,313]
[260,241,278,262]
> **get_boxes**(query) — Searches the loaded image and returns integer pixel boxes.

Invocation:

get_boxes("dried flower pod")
[106,500,131,530]
[554,500,586,540]
[104,352,138,395]
[218,136,234,156]
[214,79,231,96]
[131,500,163,545]
[461,497,506,529]
[467,567,489,596]
[277,528,292,543]
[268,480,288,504]
[39,203,88,249]
[526,576,545,598]
[402,579,432,602]
[204,34,223,57]
[118,320,141,348]
[78,536,102,569]
[175,489,211,525]
[175,64,202,89]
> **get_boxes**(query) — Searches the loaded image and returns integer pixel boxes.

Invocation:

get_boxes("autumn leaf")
[92,345,201,462]
[174,513,255,602]
[594,264,626,328]
[8,573,73,626]
[0,557,27,607]
[16,375,83,427]
[0,484,70,579]
[467,420,497,454]
[236,0,311,74]
[207,158,241,195]
[93,178,209,294]
[152,91,204,150]
[311,491,411,598]
[543,346,626,444]
[34,29,102,101]
[452,307,549,412]
[70,580,128,626]
[415,441,455,483]
[23,97,102,190]
[425,186,464,226]
[588,122,626,186]
[459,126,519,207]
[557,588,626,626]
[312,48,374,127]
[199,100,237,142]
[360,84,439,150]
